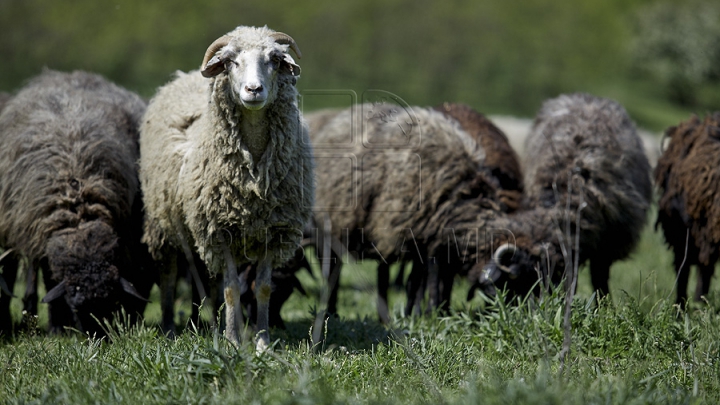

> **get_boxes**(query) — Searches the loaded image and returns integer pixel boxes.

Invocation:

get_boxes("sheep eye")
[270,56,282,68]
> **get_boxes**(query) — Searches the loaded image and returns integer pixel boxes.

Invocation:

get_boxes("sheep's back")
[0,70,145,259]
[655,112,720,265]
[305,108,344,136]
[433,102,523,212]
[139,70,208,257]
[522,93,651,260]
[309,104,493,257]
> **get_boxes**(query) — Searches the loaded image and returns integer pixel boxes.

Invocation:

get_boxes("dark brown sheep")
[655,112,720,306]
[433,103,523,213]
[385,103,524,315]
[0,70,151,336]
[473,93,652,300]
[306,102,521,322]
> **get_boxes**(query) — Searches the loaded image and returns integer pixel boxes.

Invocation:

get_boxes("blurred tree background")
[0,0,718,130]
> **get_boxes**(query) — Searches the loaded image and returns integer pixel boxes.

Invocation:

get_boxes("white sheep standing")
[140,26,313,349]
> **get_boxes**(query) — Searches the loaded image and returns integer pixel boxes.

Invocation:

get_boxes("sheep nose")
[245,84,263,95]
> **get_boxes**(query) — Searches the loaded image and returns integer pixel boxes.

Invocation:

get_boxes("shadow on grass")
[160,313,392,352]
[275,316,391,351]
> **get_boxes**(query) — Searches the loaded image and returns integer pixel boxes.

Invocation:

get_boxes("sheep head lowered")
[201,30,301,110]
[469,211,568,302]
[469,93,651,303]
[42,220,145,333]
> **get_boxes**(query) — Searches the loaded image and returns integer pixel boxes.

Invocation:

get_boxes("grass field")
[2,207,720,404]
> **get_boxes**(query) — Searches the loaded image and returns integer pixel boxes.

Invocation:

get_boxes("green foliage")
[0,0,714,130]
[2,285,719,404]
[630,0,720,108]
[2,2,720,402]
[3,214,720,403]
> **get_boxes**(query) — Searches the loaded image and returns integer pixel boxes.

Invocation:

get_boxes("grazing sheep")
[473,93,652,300]
[433,103,523,212]
[308,102,521,321]
[0,70,151,335]
[655,112,720,306]
[408,103,523,313]
[140,25,313,349]
[489,115,662,167]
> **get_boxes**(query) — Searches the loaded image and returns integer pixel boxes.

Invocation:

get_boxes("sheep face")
[230,47,297,110]
[201,32,301,111]
[472,242,565,301]
[43,220,141,332]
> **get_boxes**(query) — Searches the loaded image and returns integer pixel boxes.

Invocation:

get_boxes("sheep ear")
[41,281,67,303]
[201,35,232,78]
[201,54,229,78]
[120,278,149,302]
[281,54,301,77]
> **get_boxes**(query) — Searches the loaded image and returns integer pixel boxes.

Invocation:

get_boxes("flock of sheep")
[0,25,718,350]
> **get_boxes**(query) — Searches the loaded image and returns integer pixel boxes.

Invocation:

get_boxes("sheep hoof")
[255,332,270,353]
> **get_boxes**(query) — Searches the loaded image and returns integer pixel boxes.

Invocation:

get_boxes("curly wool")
[655,113,720,267]
[0,70,149,332]
[522,93,652,265]
[0,70,144,261]
[310,103,516,263]
[471,93,652,297]
[140,26,314,273]
[433,103,523,213]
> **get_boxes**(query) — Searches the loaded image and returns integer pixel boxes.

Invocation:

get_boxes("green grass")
[2,210,720,404]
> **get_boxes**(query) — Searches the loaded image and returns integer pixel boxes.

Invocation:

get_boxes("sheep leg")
[673,246,690,307]
[176,229,209,328]
[0,253,19,335]
[392,260,406,291]
[327,262,341,316]
[183,252,212,329]
[42,265,73,334]
[197,258,215,328]
[377,261,390,324]
[255,256,273,351]
[326,230,350,314]
[404,259,426,316]
[216,235,244,346]
[159,253,178,337]
[426,261,439,313]
[438,265,454,313]
[317,233,341,316]
[22,260,38,317]
[326,255,342,316]
[187,257,201,328]
[589,257,611,299]
[222,266,244,345]
[694,262,715,302]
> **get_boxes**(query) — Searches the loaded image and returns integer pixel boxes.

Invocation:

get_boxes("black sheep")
[473,93,652,300]
[0,70,152,335]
